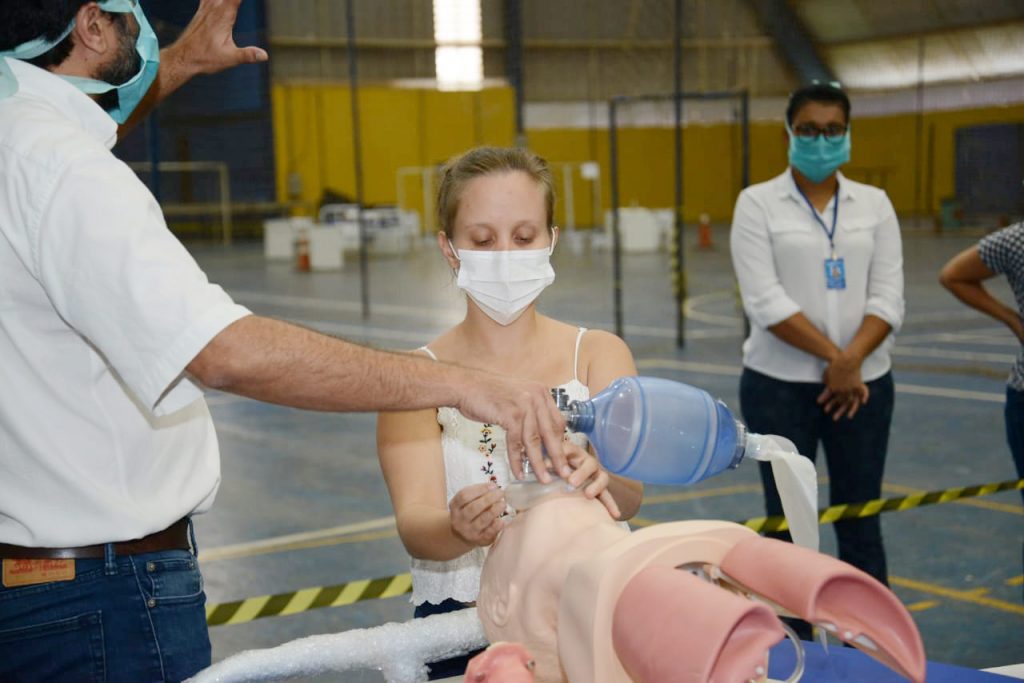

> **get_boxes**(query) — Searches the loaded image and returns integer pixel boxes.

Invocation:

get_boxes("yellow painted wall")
[272,83,1022,225]
[530,124,768,226]
[532,103,1023,225]
[272,84,515,218]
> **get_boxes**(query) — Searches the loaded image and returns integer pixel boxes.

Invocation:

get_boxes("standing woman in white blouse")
[729,84,905,605]
[376,146,643,680]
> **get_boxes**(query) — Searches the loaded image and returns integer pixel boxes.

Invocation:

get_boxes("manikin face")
[438,170,556,267]
[477,493,628,683]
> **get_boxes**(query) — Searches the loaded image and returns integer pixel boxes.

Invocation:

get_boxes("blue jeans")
[414,599,484,680]
[0,543,210,682]
[740,368,894,586]
[1004,386,1024,503]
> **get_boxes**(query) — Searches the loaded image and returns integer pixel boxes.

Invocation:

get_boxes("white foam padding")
[187,608,487,683]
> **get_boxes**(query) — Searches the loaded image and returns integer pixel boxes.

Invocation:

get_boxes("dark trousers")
[414,599,484,680]
[1004,386,1024,503]
[740,368,894,587]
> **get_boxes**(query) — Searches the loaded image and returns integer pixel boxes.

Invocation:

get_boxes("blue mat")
[767,640,1019,681]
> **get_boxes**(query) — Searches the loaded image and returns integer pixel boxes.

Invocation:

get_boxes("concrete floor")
[186,226,1023,681]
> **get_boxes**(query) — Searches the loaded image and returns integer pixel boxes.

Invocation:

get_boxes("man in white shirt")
[0,2,570,680]
[729,84,905,604]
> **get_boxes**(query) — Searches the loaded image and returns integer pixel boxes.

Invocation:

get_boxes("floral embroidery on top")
[478,424,498,484]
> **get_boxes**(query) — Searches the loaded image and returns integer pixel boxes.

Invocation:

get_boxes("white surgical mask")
[450,236,557,326]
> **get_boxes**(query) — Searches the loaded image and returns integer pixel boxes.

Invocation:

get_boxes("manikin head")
[435,146,560,326]
[477,491,629,682]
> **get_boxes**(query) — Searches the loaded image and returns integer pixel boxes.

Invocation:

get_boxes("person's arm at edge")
[940,245,1024,341]
[118,0,268,138]
[186,315,569,480]
[580,329,644,520]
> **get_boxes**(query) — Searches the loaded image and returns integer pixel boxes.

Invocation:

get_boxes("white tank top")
[410,327,591,606]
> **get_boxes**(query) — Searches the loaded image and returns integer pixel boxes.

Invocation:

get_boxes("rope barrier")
[207,477,1023,626]
[743,478,1024,533]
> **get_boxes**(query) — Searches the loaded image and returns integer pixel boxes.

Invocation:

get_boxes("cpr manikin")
[476,485,926,683]
[187,473,923,683]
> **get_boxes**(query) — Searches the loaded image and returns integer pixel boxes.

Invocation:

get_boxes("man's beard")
[95,14,141,113]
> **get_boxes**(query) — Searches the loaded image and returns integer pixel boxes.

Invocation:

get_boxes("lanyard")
[794,182,840,259]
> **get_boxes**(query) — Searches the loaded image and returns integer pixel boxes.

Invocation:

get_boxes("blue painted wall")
[955,123,1024,219]
[116,0,274,219]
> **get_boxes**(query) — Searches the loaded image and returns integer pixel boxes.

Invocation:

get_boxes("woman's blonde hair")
[436,146,555,237]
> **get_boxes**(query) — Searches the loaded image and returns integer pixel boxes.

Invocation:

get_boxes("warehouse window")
[433,0,483,91]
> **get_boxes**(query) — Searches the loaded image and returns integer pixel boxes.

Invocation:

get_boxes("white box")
[335,221,361,253]
[308,225,344,271]
[263,216,313,260]
[603,207,663,252]
[263,218,294,260]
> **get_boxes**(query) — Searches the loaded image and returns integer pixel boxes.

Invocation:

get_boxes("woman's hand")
[449,483,507,548]
[565,443,621,519]
[818,350,870,420]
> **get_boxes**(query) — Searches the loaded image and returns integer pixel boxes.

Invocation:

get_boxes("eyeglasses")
[792,123,848,141]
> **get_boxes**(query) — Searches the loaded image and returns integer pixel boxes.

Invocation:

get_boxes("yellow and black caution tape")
[206,573,412,626]
[206,478,1022,627]
[742,478,1024,534]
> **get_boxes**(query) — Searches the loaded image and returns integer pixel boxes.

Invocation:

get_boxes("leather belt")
[0,519,190,560]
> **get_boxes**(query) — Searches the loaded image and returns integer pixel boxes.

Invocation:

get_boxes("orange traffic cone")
[698,213,713,250]
[295,229,311,272]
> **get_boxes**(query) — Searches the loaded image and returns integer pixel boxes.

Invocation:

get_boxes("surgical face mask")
[786,123,851,184]
[0,0,159,124]
[97,15,144,87]
[449,236,557,326]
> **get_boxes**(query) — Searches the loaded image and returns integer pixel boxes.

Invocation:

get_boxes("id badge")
[824,258,846,290]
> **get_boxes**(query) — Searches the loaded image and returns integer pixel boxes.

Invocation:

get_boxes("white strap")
[573,327,588,383]
[418,346,438,361]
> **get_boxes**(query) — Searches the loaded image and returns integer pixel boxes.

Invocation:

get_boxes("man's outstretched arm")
[118,0,268,137]
[186,315,572,481]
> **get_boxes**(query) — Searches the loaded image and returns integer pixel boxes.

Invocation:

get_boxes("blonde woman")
[377,146,643,679]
